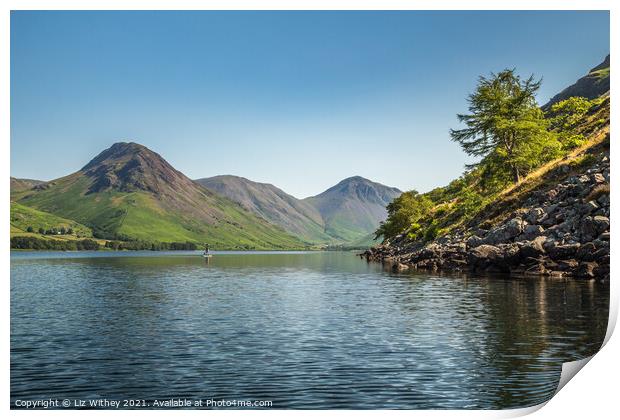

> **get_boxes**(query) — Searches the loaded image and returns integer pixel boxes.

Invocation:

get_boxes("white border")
[2,2,616,419]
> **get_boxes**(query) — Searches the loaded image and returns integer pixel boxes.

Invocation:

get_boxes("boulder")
[484,218,525,244]
[556,259,579,272]
[468,244,503,269]
[597,194,610,207]
[395,263,409,272]
[520,236,547,259]
[576,261,598,278]
[582,201,600,214]
[582,215,610,241]
[546,242,580,260]
[466,235,484,249]
[518,224,545,241]
[576,242,597,261]
[501,243,522,267]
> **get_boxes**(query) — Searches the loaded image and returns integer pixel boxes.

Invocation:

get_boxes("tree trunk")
[512,166,521,183]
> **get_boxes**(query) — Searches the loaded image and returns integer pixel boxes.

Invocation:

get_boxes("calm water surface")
[11,251,609,409]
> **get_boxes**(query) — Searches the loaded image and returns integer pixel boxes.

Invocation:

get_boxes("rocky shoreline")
[362,150,610,281]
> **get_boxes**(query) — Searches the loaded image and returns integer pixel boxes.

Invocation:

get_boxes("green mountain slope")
[195,175,334,244]
[303,176,401,242]
[17,142,307,249]
[10,201,94,238]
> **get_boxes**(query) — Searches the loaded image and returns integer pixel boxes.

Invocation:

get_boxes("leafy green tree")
[38,227,45,234]
[26,226,34,233]
[59,227,67,235]
[450,69,560,183]
[375,191,433,240]
[548,96,595,149]
[549,97,593,129]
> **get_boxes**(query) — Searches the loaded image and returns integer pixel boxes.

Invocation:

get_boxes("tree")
[38,227,45,235]
[67,227,74,235]
[26,226,34,233]
[60,227,67,235]
[450,69,560,183]
[547,96,595,149]
[374,191,433,240]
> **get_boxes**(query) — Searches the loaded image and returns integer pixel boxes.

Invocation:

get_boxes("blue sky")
[11,11,609,198]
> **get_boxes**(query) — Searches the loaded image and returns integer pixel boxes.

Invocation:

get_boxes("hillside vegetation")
[10,201,94,238]
[376,87,609,245]
[366,55,610,279]
[15,143,308,250]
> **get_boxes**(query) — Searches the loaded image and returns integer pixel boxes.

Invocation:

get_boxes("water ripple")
[10,251,608,409]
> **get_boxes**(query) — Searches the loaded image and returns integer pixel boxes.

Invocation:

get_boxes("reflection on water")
[11,251,608,409]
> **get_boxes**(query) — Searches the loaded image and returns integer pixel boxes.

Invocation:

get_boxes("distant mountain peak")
[303,176,402,242]
[339,175,370,183]
[81,141,193,195]
[82,142,153,171]
[591,54,610,72]
[323,176,402,203]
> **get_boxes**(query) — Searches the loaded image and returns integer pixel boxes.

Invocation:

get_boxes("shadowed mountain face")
[544,55,610,108]
[196,175,403,245]
[303,176,402,242]
[195,175,333,243]
[17,142,306,249]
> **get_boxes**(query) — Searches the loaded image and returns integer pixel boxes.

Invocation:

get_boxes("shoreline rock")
[362,151,610,281]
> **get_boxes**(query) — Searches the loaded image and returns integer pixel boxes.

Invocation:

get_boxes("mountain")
[303,176,402,242]
[195,175,333,243]
[16,142,307,249]
[544,54,610,108]
[10,177,44,192]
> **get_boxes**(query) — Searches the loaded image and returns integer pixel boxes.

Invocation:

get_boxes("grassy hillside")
[16,143,309,250]
[10,201,94,239]
[19,178,308,250]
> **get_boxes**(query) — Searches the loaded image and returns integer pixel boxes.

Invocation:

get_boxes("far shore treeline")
[11,236,199,251]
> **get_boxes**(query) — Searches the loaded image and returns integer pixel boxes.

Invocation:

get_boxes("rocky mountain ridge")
[303,176,402,242]
[195,175,332,243]
[544,54,610,108]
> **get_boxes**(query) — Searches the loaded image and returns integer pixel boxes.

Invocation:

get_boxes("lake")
[10,251,609,409]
